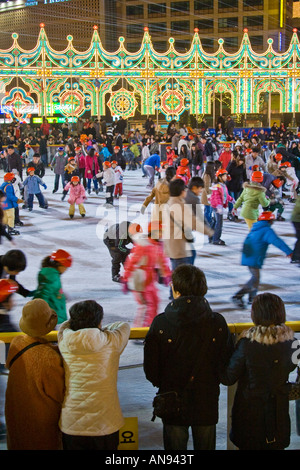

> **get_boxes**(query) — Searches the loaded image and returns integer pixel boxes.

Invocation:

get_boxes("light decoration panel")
[0,25,299,121]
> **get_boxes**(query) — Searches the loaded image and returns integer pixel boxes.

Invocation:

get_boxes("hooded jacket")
[234,182,269,220]
[33,267,67,324]
[58,321,130,436]
[220,324,296,450]
[241,220,292,268]
[144,296,233,425]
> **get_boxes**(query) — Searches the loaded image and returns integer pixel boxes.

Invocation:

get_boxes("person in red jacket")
[122,221,171,327]
[218,143,232,169]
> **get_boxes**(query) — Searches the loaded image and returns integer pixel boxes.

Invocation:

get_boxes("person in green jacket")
[234,171,269,230]
[291,194,300,264]
[33,249,72,324]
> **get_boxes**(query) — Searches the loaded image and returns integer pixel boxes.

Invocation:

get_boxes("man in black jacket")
[5,146,23,181]
[144,265,234,450]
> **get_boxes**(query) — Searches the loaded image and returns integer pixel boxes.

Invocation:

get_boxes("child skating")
[111,160,124,198]
[63,176,86,218]
[232,211,293,308]
[23,167,48,212]
[122,221,171,327]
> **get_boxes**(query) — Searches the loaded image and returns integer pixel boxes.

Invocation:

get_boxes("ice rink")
[0,166,299,451]
[2,166,298,328]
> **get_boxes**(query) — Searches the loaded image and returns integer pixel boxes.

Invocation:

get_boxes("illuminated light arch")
[204,79,239,115]
[0,25,299,122]
[253,79,287,113]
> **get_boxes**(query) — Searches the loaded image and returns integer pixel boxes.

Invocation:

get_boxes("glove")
[50,167,53,171]
[43,184,47,189]
[140,205,146,215]
[17,199,24,204]
[196,165,200,170]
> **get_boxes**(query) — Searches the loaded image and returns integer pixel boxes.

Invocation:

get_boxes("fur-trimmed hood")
[242,182,266,192]
[239,323,294,345]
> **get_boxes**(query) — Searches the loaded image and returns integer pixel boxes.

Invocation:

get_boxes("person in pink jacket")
[85,148,100,195]
[64,176,86,218]
[122,221,171,328]
[210,169,234,245]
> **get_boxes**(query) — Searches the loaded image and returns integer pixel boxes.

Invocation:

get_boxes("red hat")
[272,178,284,188]
[103,161,111,167]
[68,156,75,162]
[246,148,252,153]
[75,147,81,152]
[166,146,172,151]
[114,146,120,150]
[275,153,283,161]
[27,167,35,173]
[128,223,143,237]
[111,160,118,165]
[216,169,227,178]
[258,211,276,222]
[252,164,259,171]
[180,158,189,167]
[3,172,15,182]
[0,279,18,303]
[71,176,80,183]
[251,171,264,182]
[161,161,167,166]
[279,161,291,168]
[50,249,72,268]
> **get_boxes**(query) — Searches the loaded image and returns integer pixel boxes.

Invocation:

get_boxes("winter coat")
[241,220,292,268]
[85,155,100,178]
[98,167,115,186]
[144,295,234,425]
[226,161,247,194]
[33,267,67,324]
[23,175,46,194]
[123,238,171,292]
[64,182,86,205]
[75,152,86,169]
[99,146,111,161]
[291,195,300,223]
[7,152,22,175]
[0,182,19,210]
[142,177,170,210]
[144,154,161,169]
[162,196,213,259]
[5,335,65,450]
[219,150,232,170]
[220,324,296,450]
[234,182,269,220]
[210,183,234,210]
[51,152,67,175]
[245,155,266,179]
[58,321,130,436]
[113,165,123,184]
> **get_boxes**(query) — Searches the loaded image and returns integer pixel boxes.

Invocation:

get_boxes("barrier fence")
[0,321,299,450]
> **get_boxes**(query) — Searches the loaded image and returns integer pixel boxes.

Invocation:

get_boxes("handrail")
[1,321,300,343]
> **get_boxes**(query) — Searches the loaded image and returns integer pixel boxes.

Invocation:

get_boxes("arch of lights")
[0,24,300,123]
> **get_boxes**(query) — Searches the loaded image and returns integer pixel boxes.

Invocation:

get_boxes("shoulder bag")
[8,341,42,368]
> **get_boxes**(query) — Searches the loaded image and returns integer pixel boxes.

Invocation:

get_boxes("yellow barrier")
[1,322,300,344]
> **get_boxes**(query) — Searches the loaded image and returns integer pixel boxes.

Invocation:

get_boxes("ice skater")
[232,211,293,308]
[63,176,86,218]
[122,221,171,327]
[23,167,48,212]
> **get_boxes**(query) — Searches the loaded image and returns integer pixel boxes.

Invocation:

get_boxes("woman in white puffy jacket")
[57,300,130,450]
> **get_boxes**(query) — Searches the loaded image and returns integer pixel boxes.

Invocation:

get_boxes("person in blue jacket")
[0,172,23,236]
[232,211,293,308]
[143,153,161,189]
[23,167,48,212]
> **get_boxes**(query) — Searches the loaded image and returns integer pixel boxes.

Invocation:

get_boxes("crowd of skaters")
[0,114,299,450]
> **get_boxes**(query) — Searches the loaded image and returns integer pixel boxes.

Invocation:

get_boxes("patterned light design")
[0,24,299,122]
